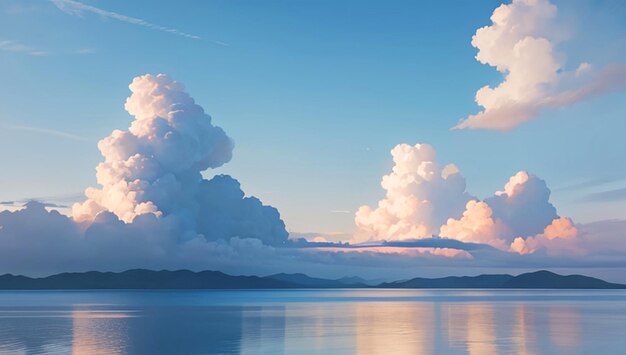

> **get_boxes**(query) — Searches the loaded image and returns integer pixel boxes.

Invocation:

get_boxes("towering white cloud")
[74,74,232,223]
[0,72,622,276]
[484,171,558,238]
[456,0,626,130]
[356,143,575,256]
[510,217,579,255]
[354,143,472,242]
[441,170,562,251]
[72,74,288,246]
[440,200,510,250]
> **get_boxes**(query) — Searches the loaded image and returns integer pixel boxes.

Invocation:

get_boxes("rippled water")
[1,289,626,354]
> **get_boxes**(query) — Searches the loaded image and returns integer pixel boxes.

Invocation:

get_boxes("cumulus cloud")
[0,202,83,273]
[71,74,287,246]
[0,74,294,274]
[440,200,510,250]
[354,143,472,242]
[0,73,624,277]
[456,0,626,130]
[74,74,231,222]
[510,217,579,255]
[436,171,560,251]
[356,142,580,258]
[0,200,286,276]
[484,171,558,238]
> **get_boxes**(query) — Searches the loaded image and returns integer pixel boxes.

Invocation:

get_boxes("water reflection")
[513,304,537,355]
[0,290,625,354]
[122,306,244,354]
[446,303,498,354]
[0,309,73,354]
[240,306,285,354]
[356,302,434,354]
[465,304,497,355]
[71,309,132,355]
[548,306,581,350]
[282,304,351,353]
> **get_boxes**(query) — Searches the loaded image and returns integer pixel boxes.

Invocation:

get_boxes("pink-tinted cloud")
[354,143,578,257]
[440,200,510,250]
[354,143,472,242]
[510,217,579,255]
[456,0,626,131]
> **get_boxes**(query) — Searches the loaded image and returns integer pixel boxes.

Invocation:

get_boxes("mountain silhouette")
[0,269,623,289]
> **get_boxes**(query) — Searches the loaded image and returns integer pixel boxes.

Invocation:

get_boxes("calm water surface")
[1,289,625,354]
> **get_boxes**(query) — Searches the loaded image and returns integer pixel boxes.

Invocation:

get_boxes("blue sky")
[1,0,625,237]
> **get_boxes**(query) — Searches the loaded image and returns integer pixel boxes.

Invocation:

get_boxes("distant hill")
[380,274,514,288]
[0,270,292,290]
[267,273,366,288]
[503,270,625,289]
[382,270,626,289]
[335,276,382,286]
[0,269,623,290]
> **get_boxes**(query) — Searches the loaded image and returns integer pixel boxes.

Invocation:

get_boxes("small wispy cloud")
[51,0,203,41]
[0,192,83,214]
[74,47,97,55]
[555,176,626,192]
[2,123,88,142]
[330,210,351,214]
[0,40,47,56]
[27,192,85,204]
[0,200,69,209]
[580,187,626,203]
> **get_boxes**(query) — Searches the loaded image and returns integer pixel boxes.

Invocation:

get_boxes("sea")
[1,289,625,354]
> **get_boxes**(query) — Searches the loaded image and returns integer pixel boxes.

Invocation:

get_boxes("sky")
[1,0,626,281]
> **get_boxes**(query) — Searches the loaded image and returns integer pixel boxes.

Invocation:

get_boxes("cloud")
[1,123,88,141]
[576,220,626,258]
[510,217,579,255]
[355,143,574,257]
[0,74,291,275]
[51,0,204,41]
[0,193,83,212]
[287,237,493,252]
[554,175,626,192]
[484,171,558,238]
[1,202,626,279]
[0,202,84,273]
[436,171,560,250]
[546,63,626,108]
[0,39,47,56]
[440,200,510,250]
[72,73,234,223]
[0,193,81,216]
[288,231,352,244]
[0,201,284,275]
[580,187,626,203]
[0,73,624,278]
[455,0,626,130]
[72,73,287,246]
[75,47,97,55]
[354,143,473,243]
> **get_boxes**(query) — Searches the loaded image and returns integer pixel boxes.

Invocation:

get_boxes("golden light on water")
[355,302,434,355]
[71,308,134,355]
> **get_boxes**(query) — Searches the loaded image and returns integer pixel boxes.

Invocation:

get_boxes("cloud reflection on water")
[1,290,624,354]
